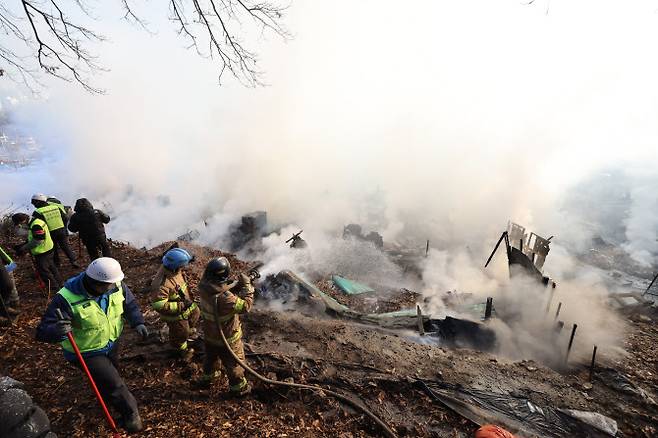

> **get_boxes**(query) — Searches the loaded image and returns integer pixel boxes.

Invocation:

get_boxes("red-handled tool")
[56,308,121,437]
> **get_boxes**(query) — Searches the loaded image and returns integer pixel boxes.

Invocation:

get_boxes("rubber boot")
[193,371,219,389]
[179,347,194,362]
[229,379,251,398]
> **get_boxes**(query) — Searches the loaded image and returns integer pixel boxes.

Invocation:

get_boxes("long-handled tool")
[56,309,121,438]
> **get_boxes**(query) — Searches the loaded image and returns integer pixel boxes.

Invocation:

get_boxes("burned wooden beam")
[484,297,493,320]
[565,323,578,364]
[589,345,598,382]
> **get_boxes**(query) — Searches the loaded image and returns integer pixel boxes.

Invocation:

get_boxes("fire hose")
[213,295,397,438]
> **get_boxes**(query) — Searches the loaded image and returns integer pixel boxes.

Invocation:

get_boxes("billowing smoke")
[1,1,657,363]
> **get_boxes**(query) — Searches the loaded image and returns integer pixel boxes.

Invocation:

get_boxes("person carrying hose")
[197,257,254,395]
[150,248,200,361]
[35,257,149,433]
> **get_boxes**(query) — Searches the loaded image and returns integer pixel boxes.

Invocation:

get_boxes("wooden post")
[554,302,562,321]
[425,240,430,258]
[643,272,658,296]
[589,345,598,382]
[565,323,578,364]
[545,285,556,314]
[416,305,424,336]
[484,297,493,320]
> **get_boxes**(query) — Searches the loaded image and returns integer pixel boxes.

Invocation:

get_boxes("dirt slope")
[1,235,656,437]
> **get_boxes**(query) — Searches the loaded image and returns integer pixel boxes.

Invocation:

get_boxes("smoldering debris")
[3,213,658,437]
[420,379,619,438]
[229,211,271,253]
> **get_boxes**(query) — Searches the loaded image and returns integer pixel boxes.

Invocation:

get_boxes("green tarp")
[332,275,375,295]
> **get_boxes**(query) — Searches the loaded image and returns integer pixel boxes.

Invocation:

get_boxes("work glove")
[183,297,194,310]
[239,273,252,286]
[135,324,149,340]
[54,319,72,339]
[5,262,17,273]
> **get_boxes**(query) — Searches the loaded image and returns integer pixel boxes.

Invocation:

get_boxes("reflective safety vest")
[48,200,66,216]
[58,284,125,353]
[28,218,54,255]
[36,204,64,231]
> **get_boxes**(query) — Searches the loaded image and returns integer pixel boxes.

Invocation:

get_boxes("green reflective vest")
[58,284,125,353]
[28,218,54,255]
[0,245,12,264]
[36,204,64,231]
[48,200,66,215]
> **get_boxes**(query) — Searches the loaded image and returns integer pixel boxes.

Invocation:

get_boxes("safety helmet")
[86,257,124,283]
[162,248,193,270]
[204,257,231,283]
[31,193,47,202]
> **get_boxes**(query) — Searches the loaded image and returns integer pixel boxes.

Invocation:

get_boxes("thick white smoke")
[0,1,656,363]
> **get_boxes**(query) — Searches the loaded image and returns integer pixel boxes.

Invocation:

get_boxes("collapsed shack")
[343,224,384,249]
[486,221,556,286]
[260,270,497,351]
[226,211,272,253]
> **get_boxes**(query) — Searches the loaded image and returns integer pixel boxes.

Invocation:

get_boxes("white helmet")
[31,193,47,202]
[86,257,124,283]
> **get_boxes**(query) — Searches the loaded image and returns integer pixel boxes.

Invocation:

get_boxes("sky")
[1,0,657,258]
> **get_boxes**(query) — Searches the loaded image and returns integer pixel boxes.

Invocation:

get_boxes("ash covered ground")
[1,225,657,437]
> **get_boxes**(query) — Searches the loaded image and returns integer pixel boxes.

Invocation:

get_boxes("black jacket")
[67,198,110,241]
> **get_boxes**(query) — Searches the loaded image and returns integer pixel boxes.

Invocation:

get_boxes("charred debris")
[3,208,658,437]
[186,214,657,356]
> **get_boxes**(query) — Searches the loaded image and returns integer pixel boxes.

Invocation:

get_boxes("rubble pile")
[315,278,420,314]
[1,222,657,437]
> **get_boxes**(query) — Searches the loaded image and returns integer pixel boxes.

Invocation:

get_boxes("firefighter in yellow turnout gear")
[198,257,254,395]
[150,248,200,360]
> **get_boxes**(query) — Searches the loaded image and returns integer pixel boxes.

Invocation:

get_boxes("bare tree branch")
[0,0,290,94]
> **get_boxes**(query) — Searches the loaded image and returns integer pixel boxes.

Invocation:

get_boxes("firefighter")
[198,257,254,395]
[35,257,148,433]
[150,248,200,360]
[15,210,63,290]
[31,194,79,268]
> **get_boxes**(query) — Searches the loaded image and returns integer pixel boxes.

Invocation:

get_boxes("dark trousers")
[51,229,77,266]
[83,236,112,260]
[34,251,62,290]
[71,342,139,419]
